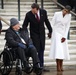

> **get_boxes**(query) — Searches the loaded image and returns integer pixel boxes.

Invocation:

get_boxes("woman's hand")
[61,38,66,43]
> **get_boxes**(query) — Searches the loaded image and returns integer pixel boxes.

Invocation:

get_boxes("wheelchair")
[0,43,33,75]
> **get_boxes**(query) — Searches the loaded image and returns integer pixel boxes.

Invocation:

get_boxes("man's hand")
[29,45,34,48]
[61,38,66,43]
[18,43,27,49]
[47,33,51,38]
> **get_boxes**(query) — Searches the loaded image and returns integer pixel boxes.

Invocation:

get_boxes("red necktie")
[35,13,40,22]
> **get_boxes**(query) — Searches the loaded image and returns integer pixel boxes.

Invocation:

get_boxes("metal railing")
[0,17,9,25]
[0,0,76,33]
[52,0,76,17]
[0,17,10,32]
[0,0,44,21]
[1,0,4,9]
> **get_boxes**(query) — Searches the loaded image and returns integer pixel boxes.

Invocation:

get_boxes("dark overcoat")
[57,0,68,6]
[22,9,52,51]
[5,27,33,47]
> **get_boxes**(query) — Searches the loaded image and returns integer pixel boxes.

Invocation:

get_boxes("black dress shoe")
[33,67,43,75]
[16,66,22,75]
[24,66,33,74]
[43,67,50,72]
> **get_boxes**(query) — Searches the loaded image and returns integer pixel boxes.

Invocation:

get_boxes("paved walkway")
[9,70,76,75]
[9,66,76,75]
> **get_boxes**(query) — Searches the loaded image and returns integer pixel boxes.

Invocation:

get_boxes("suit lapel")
[30,11,38,23]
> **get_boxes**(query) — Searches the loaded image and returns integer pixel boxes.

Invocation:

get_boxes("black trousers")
[17,47,40,68]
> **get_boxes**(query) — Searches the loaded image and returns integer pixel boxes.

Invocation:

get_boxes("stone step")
[3,14,72,21]
[3,5,57,9]
[0,8,61,12]
[45,40,76,45]
[1,16,76,25]
[0,12,55,16]
[70,30,76,33]
[44,45,76,51]
[2,28,76,36]
[44,55,76,61]
[3,0,51,2]
[0,37,76,45]
[0,43,76,51]
[3,2,55,5]
[4,5,57,10]
[0,12,75,20]
[1,24,76,30]
[0,39,76,45]
[1,25,76,32]
[1,14,75,21]
[44,49,76,56]
[44,61,76,66]
[71,21,76,25]
[45,58,76,64]
[0,16,52,21]
[70,35,76,40]
[45,34,76,40]
[0,32,76,40]
[1,28,76,35]
[45,29,76,35]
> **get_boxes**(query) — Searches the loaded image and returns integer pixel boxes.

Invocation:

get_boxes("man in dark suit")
[68,0,76,19]
[71,0,76,13]
[22,3,52,71]
[57,0,68,6]
[5,18,42,74]
[0,17,2,34]
[73,0,76,17]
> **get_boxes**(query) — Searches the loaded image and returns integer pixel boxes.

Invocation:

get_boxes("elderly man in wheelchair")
[0,18,42,75]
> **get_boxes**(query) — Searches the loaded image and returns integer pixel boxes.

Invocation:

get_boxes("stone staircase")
[0,0,76,66]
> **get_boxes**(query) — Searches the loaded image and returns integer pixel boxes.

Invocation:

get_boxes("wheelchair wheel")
[0,50,13,75]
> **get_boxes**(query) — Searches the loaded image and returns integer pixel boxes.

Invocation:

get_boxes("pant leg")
[17,47,28,67]
[27,47,40,67]
[38,49,44,67]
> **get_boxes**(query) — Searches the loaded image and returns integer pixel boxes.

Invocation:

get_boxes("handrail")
[0,17,10,26]
[52,0,76,17]
[0,17,10,32]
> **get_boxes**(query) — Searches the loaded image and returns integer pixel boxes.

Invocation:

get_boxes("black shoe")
[43,67,50,72]
[33,67,43,75]
[24,66,33,74]
[16,67,22,75]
